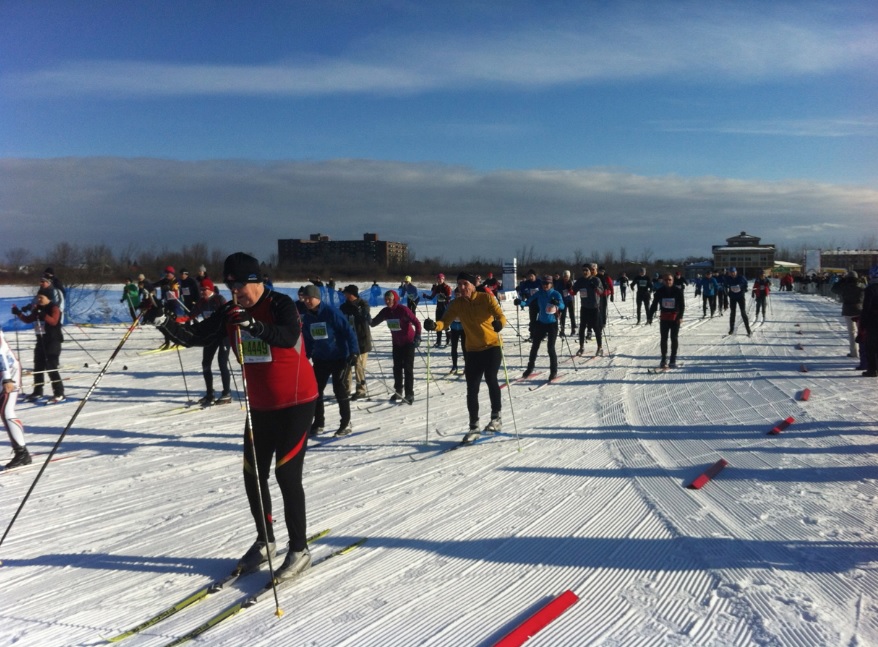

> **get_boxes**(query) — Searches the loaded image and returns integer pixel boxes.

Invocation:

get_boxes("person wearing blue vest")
[700,270,719,318]
[519,275,565,380]
[300,285,360,437]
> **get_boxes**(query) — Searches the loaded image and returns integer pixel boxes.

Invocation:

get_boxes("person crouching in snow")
[370,290,422,404]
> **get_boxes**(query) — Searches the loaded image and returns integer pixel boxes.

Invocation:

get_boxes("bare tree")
[641,247,654,265]
[5,247,31,273]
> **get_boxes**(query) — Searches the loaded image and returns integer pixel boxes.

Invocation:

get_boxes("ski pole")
[175,345,193,405]
[498,339,521,452]
[62,326,102,365]
[563,335,578,371]
[425,335,431,445]
[415,346,444,396]
[232,323,283,617]
[0,317,143,553]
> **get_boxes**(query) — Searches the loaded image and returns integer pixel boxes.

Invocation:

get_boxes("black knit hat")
[37,287,54,301]
[457,272,478,285]
[223,252,261,284]
[343,284,359,297]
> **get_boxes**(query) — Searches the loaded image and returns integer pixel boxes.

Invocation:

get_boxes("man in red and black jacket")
[648,273,685,369]
[146,252,319,582]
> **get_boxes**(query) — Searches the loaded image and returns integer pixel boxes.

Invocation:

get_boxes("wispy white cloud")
[654,117,878,138]
[0,158,874,262]
[4,4,876,98]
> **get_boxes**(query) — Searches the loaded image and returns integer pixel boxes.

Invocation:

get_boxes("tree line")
[0,239,856,286]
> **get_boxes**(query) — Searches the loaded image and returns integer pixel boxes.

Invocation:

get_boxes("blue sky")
[1,1,876,265]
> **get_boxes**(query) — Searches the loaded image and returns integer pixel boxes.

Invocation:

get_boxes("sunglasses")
[225,281,246,291]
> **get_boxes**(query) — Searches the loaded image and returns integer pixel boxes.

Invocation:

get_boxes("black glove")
[21,303,33,313]
[228,306,263,335]
[550,297,560,306]
[413,335,421,348]
[347,353,359,367]
[610,295,614,302]
[424,318,436,331]
[11,305,21,316]
[513,298,521,306]
[492,319,503,332]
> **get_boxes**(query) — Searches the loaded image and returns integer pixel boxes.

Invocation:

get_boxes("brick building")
[278,233,408,268]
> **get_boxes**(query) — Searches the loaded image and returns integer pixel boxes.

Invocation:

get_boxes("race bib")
[731,285,741,293]
[240,330,272,363]
[385,318,402,332]
[662,298,676,309]
[33,321,45,335]
[546,305,557,314]
[579,288,588,297]
[309,322,329,340]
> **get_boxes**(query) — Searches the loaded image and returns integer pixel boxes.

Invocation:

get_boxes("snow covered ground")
[1,286,876,647]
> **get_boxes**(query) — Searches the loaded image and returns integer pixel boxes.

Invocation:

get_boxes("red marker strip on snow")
[769,416,795,435]
[687,459,728,490]
[494,590,579,647]
[799,388,811,401]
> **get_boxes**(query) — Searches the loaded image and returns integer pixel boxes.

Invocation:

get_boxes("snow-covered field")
[1,286,876,646]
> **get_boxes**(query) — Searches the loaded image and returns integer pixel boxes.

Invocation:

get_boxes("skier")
[632,268,653,324]
[190,278,231,406]
[424,272,507,444]
[300,285,359,437]
[516,269,542,340]
[145,252,319,581]
[370,290,422,404]
[858,265,878,377]
[597,266,614,328]
[717,269,730,314]
[481,272,501,297]
[12,287,65,404]
[700,270,719,318]
[726,267,752,336]
[571,265,604,356]
[154,266,185,349]
[751,269,771,322]
[1,330,29,469]
[422,274,452,347]
[120,277,141,321]
[339,285,373,401]
[179,268,200,316]
[398,276,419,312]
[648,273,685,368]
[556,270,576,337]
[519,275,564,380]
[617,271,629,302]
[448,287,466,374]
[831,271,865,361]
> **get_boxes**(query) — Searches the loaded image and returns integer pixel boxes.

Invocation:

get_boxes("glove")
[413,335,421,347]
[11,305,21,316]
[228,306,263,335]
[610,295,614,302]
[141,304,166,327]
[513,298,521,306]
[550,297,560,306]
[347,353,359,367]
[22,303,33,313]
[492,319,503,332]
[424,318,436,331]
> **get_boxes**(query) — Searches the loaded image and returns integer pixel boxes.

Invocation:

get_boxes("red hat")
[164,265,175,274]
[201,278,216,292]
